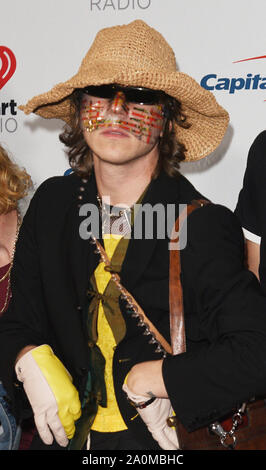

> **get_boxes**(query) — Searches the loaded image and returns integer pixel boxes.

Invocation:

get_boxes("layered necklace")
[96,194,132,236]
[0,212,21,314]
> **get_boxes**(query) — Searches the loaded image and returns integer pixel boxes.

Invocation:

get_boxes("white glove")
[15,345,81,447]
[122,384,179,450]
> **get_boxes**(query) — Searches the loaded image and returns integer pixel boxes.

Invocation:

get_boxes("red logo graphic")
[0,46,16,90]
[233,55,266,64]
[233,54,266,101]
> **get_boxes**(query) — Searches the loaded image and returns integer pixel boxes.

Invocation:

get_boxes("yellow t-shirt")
[91,234,127,432]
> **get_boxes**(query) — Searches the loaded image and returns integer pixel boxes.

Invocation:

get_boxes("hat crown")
[80,20,177,75]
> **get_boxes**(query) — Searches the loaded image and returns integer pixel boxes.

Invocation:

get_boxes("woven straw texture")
[20,20,229,162]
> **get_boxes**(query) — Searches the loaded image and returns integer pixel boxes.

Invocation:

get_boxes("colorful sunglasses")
[82,84,164,106]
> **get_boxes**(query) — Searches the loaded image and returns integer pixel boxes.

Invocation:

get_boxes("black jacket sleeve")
[162,203,266,431]
[0,174,90,411]
[235,130,266,236]
[0,184,50,402]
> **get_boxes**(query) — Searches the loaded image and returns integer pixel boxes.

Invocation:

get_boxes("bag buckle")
[209,402,247,450]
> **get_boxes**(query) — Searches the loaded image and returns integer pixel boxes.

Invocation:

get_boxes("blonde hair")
[0,144,32,214]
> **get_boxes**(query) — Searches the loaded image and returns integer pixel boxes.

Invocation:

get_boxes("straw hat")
[20,20,229,162]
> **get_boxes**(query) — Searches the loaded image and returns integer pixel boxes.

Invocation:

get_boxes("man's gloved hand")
[15,345,81,447]
[122,383,179,450]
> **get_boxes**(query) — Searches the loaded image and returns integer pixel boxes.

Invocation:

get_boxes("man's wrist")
[126,360,167,397]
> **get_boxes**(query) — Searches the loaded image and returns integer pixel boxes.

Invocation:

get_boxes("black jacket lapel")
[120,172,182,291]
[67,172,102,307]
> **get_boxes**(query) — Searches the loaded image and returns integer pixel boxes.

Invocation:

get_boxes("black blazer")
[235,131,266,293]
[1,170,266,449]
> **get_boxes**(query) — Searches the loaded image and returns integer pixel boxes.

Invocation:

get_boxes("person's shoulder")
[33,172,87,203]
[23,172,88,215]
[37,172,80,193]
[177,172,208,204]
[246,130,266,171]
[251,130,266,148]
[187,202,243,243]
[175,173,241,241]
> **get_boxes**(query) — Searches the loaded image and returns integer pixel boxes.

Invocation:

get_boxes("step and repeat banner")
[1,0,265,209]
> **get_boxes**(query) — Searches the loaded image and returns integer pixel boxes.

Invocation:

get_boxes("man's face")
[80,85,165,166]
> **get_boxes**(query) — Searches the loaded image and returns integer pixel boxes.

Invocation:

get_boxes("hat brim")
[20,68,229,162]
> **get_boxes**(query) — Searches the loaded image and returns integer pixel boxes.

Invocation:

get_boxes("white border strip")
[243,228,261,245]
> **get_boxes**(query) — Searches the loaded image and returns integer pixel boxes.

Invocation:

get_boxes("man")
[1,20,266,451]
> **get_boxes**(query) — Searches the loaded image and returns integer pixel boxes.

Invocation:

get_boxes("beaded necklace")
[0,212,21,314]
[96,194,132,236]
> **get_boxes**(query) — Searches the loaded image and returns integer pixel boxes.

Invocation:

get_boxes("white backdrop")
[1,0,265,210]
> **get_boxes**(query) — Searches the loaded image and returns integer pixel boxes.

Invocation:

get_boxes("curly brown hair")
[0,145,33,214]
[59,88,190,178]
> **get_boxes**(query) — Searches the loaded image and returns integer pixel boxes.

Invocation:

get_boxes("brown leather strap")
[169,199,210,355]
[93,237,173,354]
[92,198,209,357]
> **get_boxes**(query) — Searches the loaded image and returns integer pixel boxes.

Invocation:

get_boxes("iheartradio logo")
[0,46,16,90]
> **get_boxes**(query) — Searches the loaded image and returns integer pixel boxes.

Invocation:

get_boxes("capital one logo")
[0,46,16,90]
[201,54,266,100]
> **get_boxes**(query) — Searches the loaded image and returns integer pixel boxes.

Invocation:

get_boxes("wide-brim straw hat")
[20,20,229,162]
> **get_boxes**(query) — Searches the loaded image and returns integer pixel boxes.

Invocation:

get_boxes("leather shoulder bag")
[168,199,266,450]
